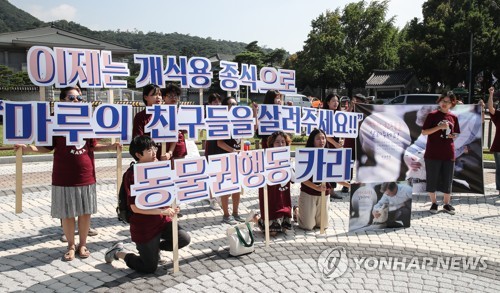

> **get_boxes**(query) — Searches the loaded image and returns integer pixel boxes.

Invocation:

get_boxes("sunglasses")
[67,95,83,102]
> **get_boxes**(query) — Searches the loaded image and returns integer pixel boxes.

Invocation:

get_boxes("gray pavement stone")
[1,159,500,292]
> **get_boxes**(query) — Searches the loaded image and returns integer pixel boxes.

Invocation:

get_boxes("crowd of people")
[14,85,496,274]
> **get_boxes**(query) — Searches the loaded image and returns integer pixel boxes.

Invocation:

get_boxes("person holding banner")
[105,135,190,273]
[132,84,167,161]
[341,94,366,194]
[204,93,222,210]
[422,92,460,214]
[15,86,121,261]
[256,90,282,149]
[323,94,346,200]
[161,83,187,162]
[257,131,293,233]
[487,86,500,195]
[210,97,245,225]
[294,128,332,230]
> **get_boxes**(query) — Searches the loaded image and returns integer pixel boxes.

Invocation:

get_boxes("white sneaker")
[209,199,220,210]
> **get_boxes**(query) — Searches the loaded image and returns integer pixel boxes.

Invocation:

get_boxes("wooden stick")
[163,142,179,273]
[264,186,270,247]
[116,141,122,198]
[15,147,22,213]
[320,182,327,234]
[172,201,179,273]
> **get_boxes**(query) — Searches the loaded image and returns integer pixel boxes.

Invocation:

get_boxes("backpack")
[116,162,135,224]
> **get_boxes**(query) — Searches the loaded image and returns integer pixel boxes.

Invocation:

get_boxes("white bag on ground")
[227,222,255,256]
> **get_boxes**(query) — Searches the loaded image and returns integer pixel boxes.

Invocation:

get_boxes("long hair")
[322,93,341,110]
[142,84,160,105]
[305,128,326,147]
[263,90,280,104]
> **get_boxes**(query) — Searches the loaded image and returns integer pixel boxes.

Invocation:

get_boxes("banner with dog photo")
[355,104,484,194]
[349,182,412,232]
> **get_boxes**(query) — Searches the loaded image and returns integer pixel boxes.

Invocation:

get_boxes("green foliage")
[0,0,43,33]
[0,65,31,87]
[234,41,289,70]
[400,0,500,94]
[50,20,250,62]
[291,0,398,95]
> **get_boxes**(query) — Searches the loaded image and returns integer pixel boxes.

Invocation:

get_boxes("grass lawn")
[0,125,495,160]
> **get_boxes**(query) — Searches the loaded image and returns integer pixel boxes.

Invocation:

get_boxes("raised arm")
[488,87,496,115]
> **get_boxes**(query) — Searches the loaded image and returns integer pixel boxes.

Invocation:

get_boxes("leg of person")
[441,160,456,215]
[159,222,191,251]
[123,234,161,274]
[425,159,440,213]
[231,192,245,222]
[298,191,317,230]
[61,217,76,261]
[494,152,500,195]
[385,210,403,228]
[397,206,412,227]
[60,219,67,242]
[77,214,91,258]
[221,195,237,224]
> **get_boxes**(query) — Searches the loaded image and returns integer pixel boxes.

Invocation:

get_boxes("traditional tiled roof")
[366,69,415,86]
[0,26,136,55]
[208,53,235,63]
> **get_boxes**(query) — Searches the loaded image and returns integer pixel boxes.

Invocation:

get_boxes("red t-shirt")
[123,166,171,244]
[171,131,187,158]
[422,110,460,161]
[490,111,500,152]
[132,109,163,160]
[46,137,97,186]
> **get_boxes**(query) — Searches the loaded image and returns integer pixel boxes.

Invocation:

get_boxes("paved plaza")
[0,157,499,292]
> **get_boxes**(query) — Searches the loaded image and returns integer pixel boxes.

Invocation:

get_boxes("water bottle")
[244,141,251,151]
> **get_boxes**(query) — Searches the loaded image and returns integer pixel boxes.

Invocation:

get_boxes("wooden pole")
[163,142,179,273]
[15,147,22,213]
[264,186,270,247]
[320,182,327,234]
[116,141,122,198]
[111,90,122,198]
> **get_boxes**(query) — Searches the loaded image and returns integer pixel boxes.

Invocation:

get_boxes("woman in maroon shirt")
[15,86,119,261]
[257,131,293,234]
[322,94,346,199]
[295,128,332,230]
[422,92,460,215]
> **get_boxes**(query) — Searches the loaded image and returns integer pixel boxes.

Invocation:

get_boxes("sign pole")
[320,182,327,234]
[15,148,23,213]
[264,186,270,247]
[163,142,179,273]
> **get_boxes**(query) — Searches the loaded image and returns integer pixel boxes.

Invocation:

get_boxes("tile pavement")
[0,158,499,292]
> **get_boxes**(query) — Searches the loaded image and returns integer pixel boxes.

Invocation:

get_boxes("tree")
[400,0,500,95]
[0,65,33,87]
[292,0,399,96]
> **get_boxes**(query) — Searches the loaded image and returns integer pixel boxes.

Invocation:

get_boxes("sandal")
[63,245,76,261]
[77,244,90,259]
